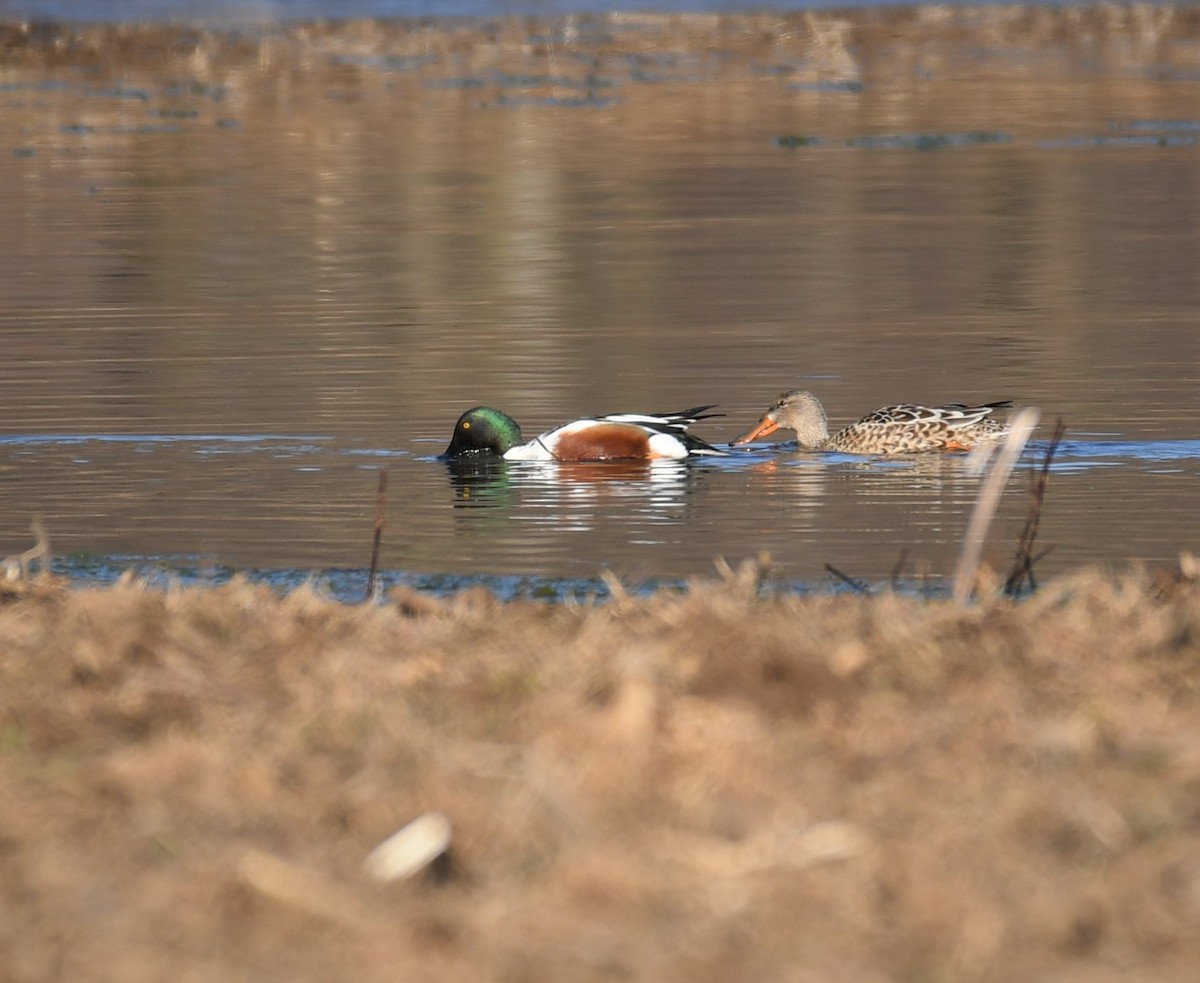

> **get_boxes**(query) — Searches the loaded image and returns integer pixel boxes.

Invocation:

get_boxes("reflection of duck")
[443,448,706,536]
[442,405,725,461]
[516,459,694,484]
[731,390,1013,455]
[443,455,515,507]
[508,457,702,529]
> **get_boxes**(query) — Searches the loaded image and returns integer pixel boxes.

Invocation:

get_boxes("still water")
[2,10,1198,599]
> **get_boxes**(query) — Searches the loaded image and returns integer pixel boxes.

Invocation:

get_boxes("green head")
[441,406,523,458]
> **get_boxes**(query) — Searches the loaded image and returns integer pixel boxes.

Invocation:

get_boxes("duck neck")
[791,402,830,449]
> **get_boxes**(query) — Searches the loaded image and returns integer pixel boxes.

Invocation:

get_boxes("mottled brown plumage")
[731,390,1012,455]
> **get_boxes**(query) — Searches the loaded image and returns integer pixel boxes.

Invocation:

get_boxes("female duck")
[731,390,1012,455]
[443,405,725,461]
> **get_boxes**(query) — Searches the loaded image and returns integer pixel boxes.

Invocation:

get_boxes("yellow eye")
[462,421,471,430]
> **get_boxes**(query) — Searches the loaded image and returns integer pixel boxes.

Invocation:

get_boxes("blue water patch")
[1052,439,1200,459]
[0,80,74,93]
[786,80,864,93]
[4,0,1036,21]
[499,72,614,89]
[159,82,227,100]
[846,131,1013,150]
[423,76,488,89]
[627,69,711,85]
[1039,439,1200,473]
[59,122,188,135]
[1037,134,1196,149]
[50,553,673,603]
[328,52,439,72]
[50,553,829,605]
[87,86,153,100]
[711,438,1200,474]
[1111,119,1200,132]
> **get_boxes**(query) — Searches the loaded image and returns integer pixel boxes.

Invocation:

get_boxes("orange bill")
[730,415,779,446]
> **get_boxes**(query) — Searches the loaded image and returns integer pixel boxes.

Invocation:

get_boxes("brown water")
[2,10,1198,597]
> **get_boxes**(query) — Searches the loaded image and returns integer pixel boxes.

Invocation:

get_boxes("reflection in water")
[437,445,1040,585]
[445,457,707,537]
[444,456,515,509]
[739,455,829,528]
[730,450,998,562]
[0,432,1194,593]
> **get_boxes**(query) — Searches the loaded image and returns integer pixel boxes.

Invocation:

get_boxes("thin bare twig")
[1014,545,1056,594]
[365,469,388,602]
[825,563,871,594]
[1004,419,1065,597]
[1031,545,1055,565]
[953,407,1041,604]
[890,548,909,591]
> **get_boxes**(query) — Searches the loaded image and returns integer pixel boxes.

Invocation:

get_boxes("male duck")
[731,390,1012,455]
[442,405,725,461]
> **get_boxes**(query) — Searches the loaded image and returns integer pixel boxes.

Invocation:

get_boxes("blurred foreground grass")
[2,560,1198,981]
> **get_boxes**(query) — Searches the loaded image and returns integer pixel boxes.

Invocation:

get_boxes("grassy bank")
[2,562,1198,981]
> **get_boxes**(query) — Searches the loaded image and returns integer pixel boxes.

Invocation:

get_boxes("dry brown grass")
[2,560,1199,981]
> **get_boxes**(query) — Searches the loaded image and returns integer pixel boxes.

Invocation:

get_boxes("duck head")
[730,390,830,449]
[441,406,524,458]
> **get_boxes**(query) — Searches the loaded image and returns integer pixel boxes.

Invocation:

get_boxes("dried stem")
[825,563,870,595]
[2,518,51,580]
[953,407,1041,604]
[365,469,388,602]
[1005,420,1065,597]
[889,548,909,591]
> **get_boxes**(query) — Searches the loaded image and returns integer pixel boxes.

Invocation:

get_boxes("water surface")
[2,10,1198,597]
